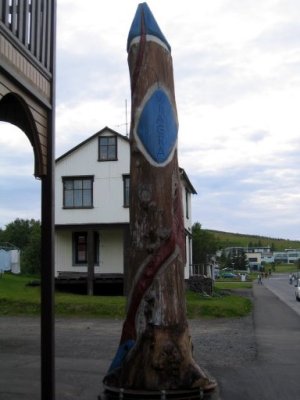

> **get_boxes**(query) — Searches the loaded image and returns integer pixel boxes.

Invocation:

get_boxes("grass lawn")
[0,273,252,319]
[215,281,252,290]
[273,264,300,273]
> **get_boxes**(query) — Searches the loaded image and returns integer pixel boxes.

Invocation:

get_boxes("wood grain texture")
[104,3,217,393]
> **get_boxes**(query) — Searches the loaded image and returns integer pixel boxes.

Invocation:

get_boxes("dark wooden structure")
[55,272,124,295]
[0,1,56,399]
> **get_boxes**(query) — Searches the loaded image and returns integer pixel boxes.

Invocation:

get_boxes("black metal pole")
[41,171,55,400]
[41,1,56,399]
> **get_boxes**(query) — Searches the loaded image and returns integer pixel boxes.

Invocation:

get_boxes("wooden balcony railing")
[1,0,53,72]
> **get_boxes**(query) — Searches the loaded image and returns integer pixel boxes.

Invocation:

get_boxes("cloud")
[245,130,269,142]
[189,148,300,239]
[1,0,300,239]
[0,123,36,176]
[256,21,300,51]
[0,176,41,228]
[0,123,40,227]
[56,99,129,157]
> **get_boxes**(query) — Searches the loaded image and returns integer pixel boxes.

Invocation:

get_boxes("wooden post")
[123,224,131,296]
[87,229,95,296]
[103,3,217,395]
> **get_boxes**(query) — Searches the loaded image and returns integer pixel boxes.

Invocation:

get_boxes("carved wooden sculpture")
[103,3,217,395]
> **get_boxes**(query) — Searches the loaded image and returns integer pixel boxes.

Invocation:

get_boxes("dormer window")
[98,136,117,161]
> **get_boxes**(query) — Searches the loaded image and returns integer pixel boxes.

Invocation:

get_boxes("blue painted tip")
[107,339,136,373]
[127,2,171,52]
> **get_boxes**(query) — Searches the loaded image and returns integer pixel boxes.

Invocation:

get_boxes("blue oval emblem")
[137,89,178,164]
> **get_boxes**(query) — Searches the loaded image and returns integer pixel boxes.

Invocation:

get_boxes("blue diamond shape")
[137,89,178,164]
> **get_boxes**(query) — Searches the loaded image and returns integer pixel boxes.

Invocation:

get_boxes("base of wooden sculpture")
[103,324,217,393]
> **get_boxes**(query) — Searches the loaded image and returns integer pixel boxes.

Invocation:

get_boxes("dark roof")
[179,168,197,194]
[55,126,129,163]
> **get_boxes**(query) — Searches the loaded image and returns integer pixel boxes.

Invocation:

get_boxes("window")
[63,176,93,208]
[98,136,117,161]
[123,175,130,207]
[188,235,192,266]
[73,232,99,265]
[185,189,189,219]
[74,232,88,264]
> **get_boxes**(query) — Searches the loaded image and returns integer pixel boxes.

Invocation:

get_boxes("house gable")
[56,126,129,164]
[55,127,130,226]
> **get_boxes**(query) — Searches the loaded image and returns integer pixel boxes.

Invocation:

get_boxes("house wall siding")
[55,128,196,279]
[100,229,124,273]
[55,134,130,225]
[55,230,73,273]
[55,228,124,275]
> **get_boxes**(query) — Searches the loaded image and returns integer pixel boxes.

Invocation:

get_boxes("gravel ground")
[190,314,256,368]
[191,289,256,368]
[55,289,256,370]
[0,289,256,366]
[0,289,256,399]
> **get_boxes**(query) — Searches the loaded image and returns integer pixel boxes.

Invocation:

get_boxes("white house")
[55,127,196,288]
[245,252,262,270]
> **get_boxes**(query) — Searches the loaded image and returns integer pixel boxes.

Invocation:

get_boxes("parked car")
[221,272,238,279]
[295,279,300,302]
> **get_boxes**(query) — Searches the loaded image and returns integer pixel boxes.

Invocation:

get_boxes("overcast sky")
[1,0,300,240]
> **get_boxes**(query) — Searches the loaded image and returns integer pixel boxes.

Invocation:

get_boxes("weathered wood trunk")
[103,3,216,394]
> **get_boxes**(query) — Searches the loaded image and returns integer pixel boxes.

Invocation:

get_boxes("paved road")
[218,283,300,400]
[262,272,300,317]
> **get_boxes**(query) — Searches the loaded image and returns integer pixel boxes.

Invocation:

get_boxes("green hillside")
[206,229,300,251]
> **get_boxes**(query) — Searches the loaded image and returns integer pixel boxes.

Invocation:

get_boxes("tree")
[1,218,37,248]
[21,222,41,275]
[192,222,219,266]
[0,218,41,275]
[233,251,248,270]
[224,253,233,269]
[219,250,228,268]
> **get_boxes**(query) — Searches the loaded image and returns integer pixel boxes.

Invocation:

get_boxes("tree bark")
[103,3,217,393]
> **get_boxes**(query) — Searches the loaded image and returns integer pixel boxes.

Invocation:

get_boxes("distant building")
[245,252,261,270]
[277,250,300,264]
[223,247,245,258]
[220,246,300,271]
[273,252,288,264]
[0,243,20,274]
[261,252,274,264]
[247,246,271,254]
